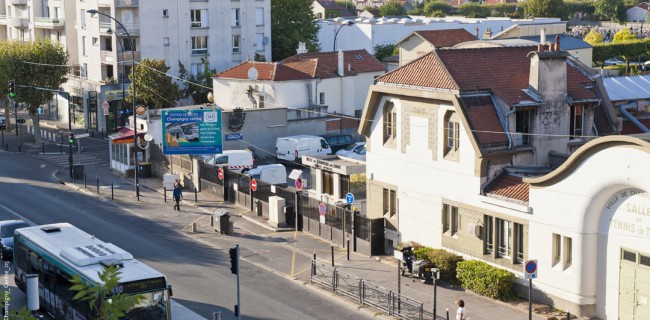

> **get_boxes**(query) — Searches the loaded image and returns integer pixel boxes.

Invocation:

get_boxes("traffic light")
[8,80,15,98]
[233,304,239,317]
[229,247,238,275]
[68,132,75,144]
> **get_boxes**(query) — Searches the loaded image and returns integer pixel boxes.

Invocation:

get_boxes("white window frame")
[231,8,240,27]
[255,7,264,26]
[442,204,459,236]
[496,218,512,259]
[190,9,208,28]
[552,233,561,266]
[563,236,572,269]
[191,36,208,55]
[256,33,264,51]
[232,35,240,53]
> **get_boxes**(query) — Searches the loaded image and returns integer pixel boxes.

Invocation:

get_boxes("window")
[82,63,88,79]
[383,188,396,217]
[496,218,512,258]
[319,92,325,105]
[232,35,240,53]
[570,105,584,138]
[515,109,532,144]
[383,102,396,144]
[447,121,459,151]
[256,33,264,51]
[191,36,208,55]
[552,233,561,266]
[163,9,169,18]
[190,9,208,28]
[80,9,86,28]
[444,111,460,158]
[322,171,333,195]
[124,38,136,51]
[191,63,208,75]
[163,37,170,46]
[104,38,112,51]
[514,223,524,263]
[92,37,98,46]
[82,36,86,55]
[231,8,240,27]
[255,7,264,26]
[563,236,572,268]
[484,215,493,254]
[442,204,459,236]
[258,95,264,108]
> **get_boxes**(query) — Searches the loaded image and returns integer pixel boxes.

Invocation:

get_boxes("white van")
[247,164,287,187]
[205,150,254,173]
[275,135,331,163]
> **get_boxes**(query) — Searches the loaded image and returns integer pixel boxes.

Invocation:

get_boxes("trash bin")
[72,165,85,180]
[138,162,152,178]
[214,209,230,235]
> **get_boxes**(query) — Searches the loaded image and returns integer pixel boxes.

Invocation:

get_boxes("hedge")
[456,260,516,301]
[412,247,463,283]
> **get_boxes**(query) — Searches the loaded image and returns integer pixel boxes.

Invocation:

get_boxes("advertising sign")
[162,109,223,155]
[225,133,243,141]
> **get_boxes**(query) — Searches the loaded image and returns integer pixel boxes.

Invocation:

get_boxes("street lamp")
[107,28,125,132]
[333,20,354,51]
[88,9,140,199]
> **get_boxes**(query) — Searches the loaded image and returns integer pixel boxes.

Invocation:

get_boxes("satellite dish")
[263,36,269,45]
[247,67,258,81]
[144,133,153,142]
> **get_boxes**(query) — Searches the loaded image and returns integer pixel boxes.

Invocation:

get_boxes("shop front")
[109,128,146,174]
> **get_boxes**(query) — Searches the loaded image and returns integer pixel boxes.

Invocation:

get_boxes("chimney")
[338,50,344,76]
[554,34,561,51]
[528,49,569,104]
[296,42,308,55]
[540,28,546,45]
[483,27,492,39]
[474,26,479,39]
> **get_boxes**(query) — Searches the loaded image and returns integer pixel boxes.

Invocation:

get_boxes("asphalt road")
[0,151,373,320]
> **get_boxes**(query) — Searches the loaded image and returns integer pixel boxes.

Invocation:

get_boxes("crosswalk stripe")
[34,154,106,166]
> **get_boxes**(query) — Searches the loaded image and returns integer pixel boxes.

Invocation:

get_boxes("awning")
[109,128,145,145]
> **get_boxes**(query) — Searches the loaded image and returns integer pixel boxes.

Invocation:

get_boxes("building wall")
[398,35,434,66]
[627,7,649,22]
[492,23,567,39]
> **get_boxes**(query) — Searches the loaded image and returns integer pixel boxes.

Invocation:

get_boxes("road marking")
[0,203,37,226]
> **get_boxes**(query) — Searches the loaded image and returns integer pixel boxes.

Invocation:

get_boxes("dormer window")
[383,101,396,147]
[570,105,584,139]
[515,109,532,145]
[444,111,460,160]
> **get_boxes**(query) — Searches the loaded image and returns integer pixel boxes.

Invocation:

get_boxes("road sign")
[346,192,354,204]
[37,106,44,114]
[319,203,326,216]
[251,179,257,192]
[135,105,147,116]
[295,178,303,191]
[217,168,224,180]
[75,133,90,139]
[524,259,538,279]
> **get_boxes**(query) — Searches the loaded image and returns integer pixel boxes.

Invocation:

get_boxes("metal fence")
[311,260,440,320]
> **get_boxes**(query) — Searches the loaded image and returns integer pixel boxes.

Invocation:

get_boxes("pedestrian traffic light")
[229,247,238,275]
[68,132,75,144]
[233,304,239,317]
[8,80,15,98]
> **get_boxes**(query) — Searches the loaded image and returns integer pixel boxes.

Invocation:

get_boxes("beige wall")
[398,36,435,66]
[492,23,567,39]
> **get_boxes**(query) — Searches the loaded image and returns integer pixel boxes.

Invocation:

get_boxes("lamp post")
[107,28,125,132]
[333,20,354,51]
[88,9,139,199]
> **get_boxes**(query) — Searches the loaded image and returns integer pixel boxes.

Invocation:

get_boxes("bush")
[456,260,516,301]
[409,246,463,283]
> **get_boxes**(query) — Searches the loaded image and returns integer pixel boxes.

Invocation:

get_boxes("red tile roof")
[414,29,477,48]
[216,50,384,81]
[485,173,529,202]
[459,95,508,146]
[377,51,458,90]
[621,118,650,135]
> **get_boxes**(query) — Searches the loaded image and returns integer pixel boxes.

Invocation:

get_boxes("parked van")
[205,150,254,173]
[275,135,331,163]
[247,164,287,187]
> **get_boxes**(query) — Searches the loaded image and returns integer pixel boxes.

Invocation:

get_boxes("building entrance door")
[619,248,650,320]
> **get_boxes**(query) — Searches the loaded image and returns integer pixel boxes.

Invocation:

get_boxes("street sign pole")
[524,259,538,320]
[529,278,532,320]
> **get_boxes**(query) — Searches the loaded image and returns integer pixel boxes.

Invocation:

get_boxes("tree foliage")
[379,0,407,16]
[584,29,604,45]
[271,0,320,61]
[523,0,566,19]
[459,3,491,18]
[594,0,626,23]
[373,44,398,62]
[127,58,178,109]
[178,56,216,105]
[423,1,453,17]
[592,40,650,68]
[613,28,638,43]
[70,265,144,320]
[0,41,68,143]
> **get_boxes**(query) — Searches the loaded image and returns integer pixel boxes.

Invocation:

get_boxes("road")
[0,151,373,320]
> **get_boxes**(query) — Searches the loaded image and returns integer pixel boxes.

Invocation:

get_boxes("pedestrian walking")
[455,299,465,320]
[173,179,183,211]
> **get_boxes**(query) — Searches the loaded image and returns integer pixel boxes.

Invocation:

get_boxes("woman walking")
[173,179,183,211]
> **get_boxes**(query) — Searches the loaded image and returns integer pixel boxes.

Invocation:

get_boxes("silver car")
[0,219,29,260]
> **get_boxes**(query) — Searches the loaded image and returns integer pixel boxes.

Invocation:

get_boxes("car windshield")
[1,223,27,238]
[122,290,168,319]
[343,144,358,151]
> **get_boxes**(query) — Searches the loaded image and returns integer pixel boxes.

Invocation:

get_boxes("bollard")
[84,172,87,188]
[567,310,570,320]
[195,188,198,202]
[331,245,334,267]
[192,222,197,233]
[313,252,317,276]
[164,187,167,202]
[111,182,114,200]
[18,144,21,153]
[210,215,215,227]
[101,128,104,139]
[91,130,94,138]
[212,312,222,320]
[347,240,350,261]
[96,177,100,193]
[42,141,45,154]
[446,308,449,320]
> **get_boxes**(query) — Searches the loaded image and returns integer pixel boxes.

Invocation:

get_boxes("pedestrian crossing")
[34,153,106,167]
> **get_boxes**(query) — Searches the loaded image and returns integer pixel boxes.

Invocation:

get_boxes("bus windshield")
[122,290,168,320]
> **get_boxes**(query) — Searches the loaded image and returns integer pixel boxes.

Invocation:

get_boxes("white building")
[318,16,563,55]
[626,2,649,23]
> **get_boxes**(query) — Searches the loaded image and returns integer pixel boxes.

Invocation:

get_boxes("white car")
[604,58,625,66]
[336,142,365,157]
[344,144,366,162]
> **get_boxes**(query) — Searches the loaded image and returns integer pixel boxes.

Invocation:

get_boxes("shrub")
[409,247,463,283]
[456,260,516,301]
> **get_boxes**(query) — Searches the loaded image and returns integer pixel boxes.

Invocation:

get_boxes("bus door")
[40,260,56,314]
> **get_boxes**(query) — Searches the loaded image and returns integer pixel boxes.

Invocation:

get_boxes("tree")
[271,0,320,61]
[0,291,38,320]
[612,28,637,43]
[178,56,216,105]
[373,44,398,62]
[379,0,407,16]
[459,3,491,18]
[0,41,68,144]
[523,0,566,19]
[126,58,179,109]
[70,265,144,320]
[584,29,604,45]
[594,0,626,23]
[423,1,453,17]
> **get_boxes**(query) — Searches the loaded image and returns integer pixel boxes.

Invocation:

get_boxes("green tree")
[70,265,144,320]
[335,0,355,10]
[459,3,491,18]
[584,29,604,45]
[373,44,398,62]
[594,0,626,23]
[178,56,216,105]
[0,41,68,144]
[379,0,407,16]
[0,292,38,320]
[127,58,179,109]
[523,0,566,19]
[271,0,320,61]
[612,28,637,43]
[423,1,453,17]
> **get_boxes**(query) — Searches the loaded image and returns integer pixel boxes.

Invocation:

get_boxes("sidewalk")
[2,119,570,320]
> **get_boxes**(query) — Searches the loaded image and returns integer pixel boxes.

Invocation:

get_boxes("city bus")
[13,223,172,320]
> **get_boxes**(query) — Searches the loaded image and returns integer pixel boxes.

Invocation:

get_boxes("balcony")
[0,15,6,25]
[101,50,116,64]
[121,50,141,63]
[9,0,28,6]
[116,0,139,7]
[97,0,113,7]
[7,16,29,28]
[34,17,65,29]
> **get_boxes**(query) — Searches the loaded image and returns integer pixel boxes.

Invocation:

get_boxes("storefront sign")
[607,189,650,238]
[162,109,223,155]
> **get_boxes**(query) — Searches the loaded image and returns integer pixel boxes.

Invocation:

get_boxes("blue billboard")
[162,109,223,155]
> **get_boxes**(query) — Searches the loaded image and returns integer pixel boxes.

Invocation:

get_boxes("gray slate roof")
[516,34,592,50]
[603,75,650,102]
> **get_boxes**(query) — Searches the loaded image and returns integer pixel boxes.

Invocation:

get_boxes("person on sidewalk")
[173,179,183,211]
[455,299,465,320]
